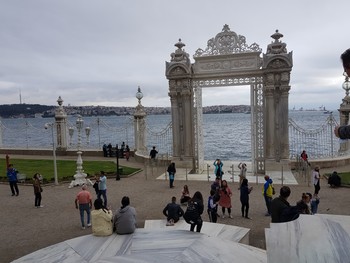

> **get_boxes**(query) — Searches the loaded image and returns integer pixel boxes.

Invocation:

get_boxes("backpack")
[183,201,199,224]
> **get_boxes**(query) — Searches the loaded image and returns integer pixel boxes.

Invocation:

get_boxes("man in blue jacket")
[7,164,19,196]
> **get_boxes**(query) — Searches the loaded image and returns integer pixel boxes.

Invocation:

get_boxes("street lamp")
[136,86,143,105]
[68,115,92,188]
[343,72,350,96]
[45,122,58,185]
[75,115,84,177]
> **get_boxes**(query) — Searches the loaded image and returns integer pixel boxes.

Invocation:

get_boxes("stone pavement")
[157,161,298,185]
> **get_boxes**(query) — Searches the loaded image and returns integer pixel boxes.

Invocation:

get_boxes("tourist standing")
[240,178,252,219]
[125,145,130,161]
[167,162,176,188]
[113,196,137,234]
[107,143,113,157]
[262,175,274,216]
[91,198,113,236]
[219,180,233,218]
[163,196,184,226]
[312,166,321,196]
[238,162,247,189]
[207,189,218,223]
[184,191,204,232]
[213,159,224,180]
[75,184,92,229]
[335,49,350,139]
[33,173,43,208]
[97,171,108,207]
[7,164,19,196]
[149,146,158,160]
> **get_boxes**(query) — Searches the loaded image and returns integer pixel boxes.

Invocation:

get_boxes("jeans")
[264,195,272,214]
[9,181,19,195]
[79,203,91,227]
[98,189,107,207]
[35,192,42,207]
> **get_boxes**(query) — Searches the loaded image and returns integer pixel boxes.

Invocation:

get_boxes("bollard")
[281,165,284,186]
[207,164,210,182]
[230,164,234,183]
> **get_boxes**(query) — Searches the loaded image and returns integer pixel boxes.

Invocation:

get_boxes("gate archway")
[165,25,293,174]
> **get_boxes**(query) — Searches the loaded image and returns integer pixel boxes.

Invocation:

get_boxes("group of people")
[75,184,137,235]
[102,142,130,160]
[162,174,254,232]
[162,186,204,232]
[270,186,320,223]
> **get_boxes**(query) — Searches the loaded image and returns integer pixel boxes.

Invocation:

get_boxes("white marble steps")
[13,220,264,263]
[265,214,350,263]
[144,219,250,244]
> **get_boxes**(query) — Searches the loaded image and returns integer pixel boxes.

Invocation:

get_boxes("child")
[208,190,218,223]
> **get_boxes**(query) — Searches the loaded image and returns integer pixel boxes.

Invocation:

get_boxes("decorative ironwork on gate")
[289,113,340,159]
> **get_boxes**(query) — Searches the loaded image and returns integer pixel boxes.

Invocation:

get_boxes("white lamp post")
[45,122,58,185]
[68,115,92,188]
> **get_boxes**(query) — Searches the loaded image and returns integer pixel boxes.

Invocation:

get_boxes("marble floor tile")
[265,214,350,263]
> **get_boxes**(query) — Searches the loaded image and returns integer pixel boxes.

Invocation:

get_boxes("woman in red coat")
[219,180,233,218]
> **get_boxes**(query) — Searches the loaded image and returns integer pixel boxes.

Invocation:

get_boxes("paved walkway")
[157,161,298,185]
[1,154,349,262]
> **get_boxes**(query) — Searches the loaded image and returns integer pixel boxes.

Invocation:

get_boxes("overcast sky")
[0,0,349,110]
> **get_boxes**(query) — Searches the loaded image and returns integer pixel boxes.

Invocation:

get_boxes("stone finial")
[170,39,190,64]
[266,30,287,54]
[57,96,63,106]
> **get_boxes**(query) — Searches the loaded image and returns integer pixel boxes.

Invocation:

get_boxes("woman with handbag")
[33,173,43,208]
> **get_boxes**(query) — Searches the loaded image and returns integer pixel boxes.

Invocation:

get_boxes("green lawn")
[339,172,350,185]
[0,158,140,183]
[325,172,350,186]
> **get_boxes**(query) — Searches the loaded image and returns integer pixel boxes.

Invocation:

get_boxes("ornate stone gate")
[165,25,293,174]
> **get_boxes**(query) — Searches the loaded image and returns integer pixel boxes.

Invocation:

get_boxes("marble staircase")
[13,215,350,262]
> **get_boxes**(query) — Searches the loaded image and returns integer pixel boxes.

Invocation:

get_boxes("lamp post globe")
[136,86,143,104]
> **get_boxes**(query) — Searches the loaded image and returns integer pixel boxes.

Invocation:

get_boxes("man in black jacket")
[163,196,184,226]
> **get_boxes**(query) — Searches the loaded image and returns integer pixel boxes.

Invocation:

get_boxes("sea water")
[0,111,339,161]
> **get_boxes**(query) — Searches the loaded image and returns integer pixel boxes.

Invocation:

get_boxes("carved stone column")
[166,39,194,169]
[134,93,147,155]
[264,82,275,160]
[262,30,293,168]
[54,96,68,151]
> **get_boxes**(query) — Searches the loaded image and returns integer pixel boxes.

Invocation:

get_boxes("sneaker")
[222,215,225,219]
[166,221,172,226]
[229,215,233,219]
[245,216,252,220]
[16,193,19,196]
[87,223,91,227]
[81,226,85,230]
